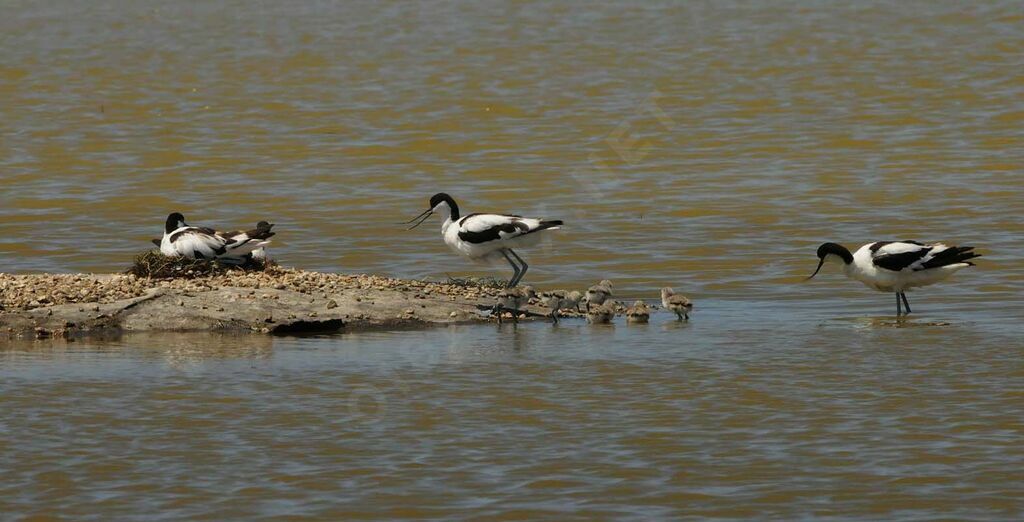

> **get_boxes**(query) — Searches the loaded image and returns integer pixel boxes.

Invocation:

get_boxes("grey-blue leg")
[508,249,529,287]
[501,250,521,289]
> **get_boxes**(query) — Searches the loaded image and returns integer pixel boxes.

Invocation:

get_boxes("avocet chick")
[495,285,536,324]
[625,300,650,324]
[661,287,693,321]
[538,290,567,323]
[586,302,616,324]
[562,290,584,313]
[585,280,613,311]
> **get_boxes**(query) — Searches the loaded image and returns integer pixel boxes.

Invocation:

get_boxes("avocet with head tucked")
[405,193,563,288]
[160,213,275,264]
[807,240,980,315]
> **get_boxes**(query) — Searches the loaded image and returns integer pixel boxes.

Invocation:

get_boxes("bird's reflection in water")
[850,316,954,329]
[660,317,692,333]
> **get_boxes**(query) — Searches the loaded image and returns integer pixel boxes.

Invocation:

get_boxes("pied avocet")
[807,241,980,315]
[160,213,275,264]
[405,193,563,288]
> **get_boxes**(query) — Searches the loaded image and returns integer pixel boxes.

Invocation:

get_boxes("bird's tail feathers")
[530,219,563,233]
[222,238,272,258]
[246,222,276,240]
[918,246,980,270]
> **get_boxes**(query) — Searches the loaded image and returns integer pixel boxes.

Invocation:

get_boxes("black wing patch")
[458,220,530,244]
[456,213,523,226]
[873,246,933,272]
[916,246,979,271]
[167,228,194,243]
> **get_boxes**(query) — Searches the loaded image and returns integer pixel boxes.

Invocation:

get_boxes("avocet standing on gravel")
[405,193,563,288]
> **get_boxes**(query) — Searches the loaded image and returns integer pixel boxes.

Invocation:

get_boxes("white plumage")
[809,240,980,315]
[159,213,275,264]
[407,193,563,288]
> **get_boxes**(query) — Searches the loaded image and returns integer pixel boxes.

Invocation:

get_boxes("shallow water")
[1,0,1022,302]
[2,0,1024,519]
[3,303,1023,520]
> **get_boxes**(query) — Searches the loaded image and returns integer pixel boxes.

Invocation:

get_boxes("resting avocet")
[661,287,693,320]
[405,193,563,288]
[160,213,275,264]
[807,241,980,315]
[150,220,273,261]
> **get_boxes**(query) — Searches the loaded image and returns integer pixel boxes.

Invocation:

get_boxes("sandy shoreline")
[0,268,565,340]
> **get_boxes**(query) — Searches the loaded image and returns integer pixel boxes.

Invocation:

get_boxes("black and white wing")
[167,227,230,259]
[456,214,562,244]
[871,241,979,272]
[217,222,276,258]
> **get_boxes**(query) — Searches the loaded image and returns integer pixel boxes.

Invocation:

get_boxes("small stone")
[449,311,458,318]
[326,300,338,309]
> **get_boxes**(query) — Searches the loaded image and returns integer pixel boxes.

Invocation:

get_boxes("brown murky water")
[2,1,1023,519]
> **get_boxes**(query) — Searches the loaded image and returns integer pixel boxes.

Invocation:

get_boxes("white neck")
[434,202,453,234]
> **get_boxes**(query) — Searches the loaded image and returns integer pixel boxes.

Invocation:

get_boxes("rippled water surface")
[2,0,1024,519]
[3,304,1023,520]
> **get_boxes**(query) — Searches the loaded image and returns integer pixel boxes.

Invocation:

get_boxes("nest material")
[126,251,275,279]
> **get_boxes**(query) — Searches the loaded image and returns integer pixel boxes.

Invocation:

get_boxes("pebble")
[0,268,503,313]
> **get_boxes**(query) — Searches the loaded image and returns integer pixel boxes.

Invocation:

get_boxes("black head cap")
[816,242,853,264]
[807,242,853,280]
[165,212,186,233]
[428,193,459,219]
[429,193,453,208]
